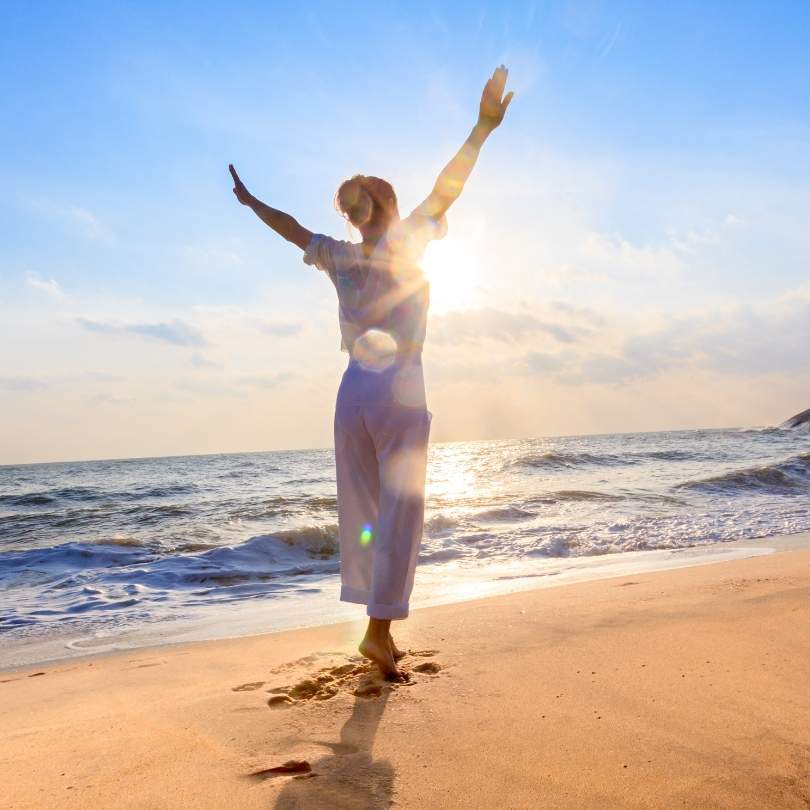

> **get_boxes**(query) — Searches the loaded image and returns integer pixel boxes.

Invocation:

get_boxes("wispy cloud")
[174,378,239,397]
[426,285,810,390]
[25,272,64,298]
[430,307,588,345]
[571,231,686,279]
[190,353,223,369]
[27,199,106,240]
[523,289,810,386]
[0,377,49,392]
[68,371,126,383]
[181,243,243,270]
[77,318,206,348]
[89,393,132,405]
[63,205,102,240]
[549,301,605,327]
[170,372,296,399]
[257,320,303,337]
[237,372,297,389]
[189,306,303,339]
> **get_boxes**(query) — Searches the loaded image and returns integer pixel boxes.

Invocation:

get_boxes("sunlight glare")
[422,236,481,314]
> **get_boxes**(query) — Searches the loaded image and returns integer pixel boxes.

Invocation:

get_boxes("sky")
[1,1,809,464]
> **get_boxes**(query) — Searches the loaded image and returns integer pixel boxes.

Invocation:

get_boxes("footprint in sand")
[232,681,266,692]
[266,651,345,676]
[2,671,49,684]
[268,695,295,708]
[255,649,443,708]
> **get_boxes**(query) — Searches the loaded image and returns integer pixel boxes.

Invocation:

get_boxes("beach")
[3,541,809,809]
[5,3,810,807]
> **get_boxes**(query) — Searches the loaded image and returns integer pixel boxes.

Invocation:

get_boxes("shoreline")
[3,530,810,673]
[2,544,809,808]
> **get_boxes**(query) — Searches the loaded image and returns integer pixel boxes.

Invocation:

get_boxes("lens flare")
[353,329,398,372]
[359,523,374,546]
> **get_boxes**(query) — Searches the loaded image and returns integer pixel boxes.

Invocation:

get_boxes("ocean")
[2,425,810,665]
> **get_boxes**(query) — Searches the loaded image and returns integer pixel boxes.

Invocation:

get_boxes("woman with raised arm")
[230,66,513,679]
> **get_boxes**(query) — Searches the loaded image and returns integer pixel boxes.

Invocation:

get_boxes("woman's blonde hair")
[335,175,399,228]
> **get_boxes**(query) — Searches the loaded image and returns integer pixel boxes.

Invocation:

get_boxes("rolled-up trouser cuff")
[367,601,409,620]
[340,586,409,620]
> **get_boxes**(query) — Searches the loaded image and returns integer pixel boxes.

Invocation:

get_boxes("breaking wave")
[678,453,810,495]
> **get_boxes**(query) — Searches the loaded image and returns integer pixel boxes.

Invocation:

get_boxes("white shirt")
[303,209,447,358]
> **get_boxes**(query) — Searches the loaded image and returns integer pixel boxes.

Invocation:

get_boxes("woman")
[229,66,512,679]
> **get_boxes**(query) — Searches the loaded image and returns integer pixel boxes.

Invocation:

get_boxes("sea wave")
[677,452,810,495]
[638,449,703,461]
[512,448,708,470]
[0,526,340,628]
[0,483,199,507]
[0,525,338,585]
[513,451,630,469]
[474,505,535,522]
[551,490,625,502]
[4,428,810,647]
[425,513,461,535]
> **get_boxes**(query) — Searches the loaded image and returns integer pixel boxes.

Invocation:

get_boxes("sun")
[421,236,482,314]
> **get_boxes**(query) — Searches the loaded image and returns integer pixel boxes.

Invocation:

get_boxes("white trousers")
[334,358,431,619]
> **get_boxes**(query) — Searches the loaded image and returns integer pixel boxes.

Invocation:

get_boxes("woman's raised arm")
[229,164,313,251]
[415,66,513,221]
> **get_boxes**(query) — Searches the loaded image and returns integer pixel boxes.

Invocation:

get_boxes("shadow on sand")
[273,691,394,809]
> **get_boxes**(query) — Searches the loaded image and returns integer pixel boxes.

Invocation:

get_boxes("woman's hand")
[413,66,514,220]
[229,164,255,207]
[477,65,513,132]
[228,164,313,249]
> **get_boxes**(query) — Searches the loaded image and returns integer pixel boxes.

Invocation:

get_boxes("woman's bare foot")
[389,634,406,661]
[359,637,402,681]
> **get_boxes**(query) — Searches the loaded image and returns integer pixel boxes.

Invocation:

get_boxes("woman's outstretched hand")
[478,65,513,132]
[229,164,254,206]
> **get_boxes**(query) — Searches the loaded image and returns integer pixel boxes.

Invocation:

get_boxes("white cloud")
[429,307,587,345]
[528,287,810,385]
[424,283,810,390]
[77,317,206,348]
[90,393,132,405]
[181,243,243,270]
[26,199,106,240]
[574,231,686,278]
[25,272,64,298]
[256,320,303,337]
[190,353,223,369]
[237,372,297,389]
[64,206,102,240]
[0,377,49,392]
[174,378,240,397]
[189,305,303,338]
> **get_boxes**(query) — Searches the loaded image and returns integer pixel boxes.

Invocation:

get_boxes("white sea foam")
[2,427,810,653]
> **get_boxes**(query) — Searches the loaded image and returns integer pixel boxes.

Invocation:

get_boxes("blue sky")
[2,1,810,463]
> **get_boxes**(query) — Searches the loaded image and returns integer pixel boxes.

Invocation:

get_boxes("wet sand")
[2,548,809,809]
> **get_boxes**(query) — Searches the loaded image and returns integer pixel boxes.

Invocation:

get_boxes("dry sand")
[2,548,809,809]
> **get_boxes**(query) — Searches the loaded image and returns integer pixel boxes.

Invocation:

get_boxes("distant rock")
[782,407,810,428]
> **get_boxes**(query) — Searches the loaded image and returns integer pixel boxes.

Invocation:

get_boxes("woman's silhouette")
[230,66,512,678]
